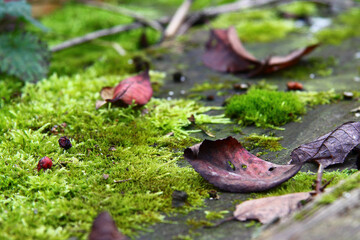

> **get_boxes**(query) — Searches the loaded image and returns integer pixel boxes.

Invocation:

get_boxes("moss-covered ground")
[1,0,360,239]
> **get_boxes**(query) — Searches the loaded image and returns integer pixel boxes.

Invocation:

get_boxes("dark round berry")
[59,136,72,150]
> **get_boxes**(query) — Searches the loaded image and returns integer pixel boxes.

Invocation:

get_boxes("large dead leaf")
[89,211,127,240]
[234,192,311,224]
[96,70,152,109]
[184,137,302,193]
[202,26,319,76]
[202,26,260,73]
[290,121,360,168]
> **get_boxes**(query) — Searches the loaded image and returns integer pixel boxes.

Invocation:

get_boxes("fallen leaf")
[202,26,260,73]
[202,26,319,76]
[290,121,360,168]
[89,211,127,240]
[96,70,152,109]
[184,137,302,193]
[234,192,310,224]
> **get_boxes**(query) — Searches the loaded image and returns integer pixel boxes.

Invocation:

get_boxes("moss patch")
[315,8,360,45]
[0,66,232,239]
[225,89,306,128]
[211,9,296,42]
[243,133,284,152]
[277,1,318,17]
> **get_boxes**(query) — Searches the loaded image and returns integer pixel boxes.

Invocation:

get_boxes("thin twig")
[315,163,324,194]
[80,0,164,32]
[114,178,132,183]
[164,0,194,38]
[51,22,142,52]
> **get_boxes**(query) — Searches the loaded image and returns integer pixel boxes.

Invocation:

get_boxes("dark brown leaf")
[234,192,311,224]
[89,211,127,240]
[96,70,152,109]
[290,122,360,168]
[202,26,319,76]
[184,137,302,193]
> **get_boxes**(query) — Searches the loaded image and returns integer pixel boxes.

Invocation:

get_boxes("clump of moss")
[211,9,296,42]
[315,8,360,45]
[280,57,337,80]
[243,133,284,152]
[296,90,341,106]
[186,218,213,228]
[225,89,306,128]
[277,1,318,17]
[204,210,229,220]
[190,82,232,92]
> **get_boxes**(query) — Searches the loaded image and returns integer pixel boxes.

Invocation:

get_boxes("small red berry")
[37,156,53,172]
[59,136,72,150]
[287,81,303,91]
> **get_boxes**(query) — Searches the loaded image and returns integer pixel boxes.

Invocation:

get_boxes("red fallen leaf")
[234,192,311,224]
[202,26,319,76]
[37,156,53,172]
[202,26,260,73]
[290,122,360,168]
[96,70,152,109]
[184,137,302,193]
[89,211,127,240]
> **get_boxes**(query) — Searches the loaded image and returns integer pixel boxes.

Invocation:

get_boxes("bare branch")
[164,0,193,38]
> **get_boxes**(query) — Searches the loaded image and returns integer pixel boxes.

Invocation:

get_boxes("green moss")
[277,1,318,16]
[315,8,360,45]
[296,90,341,106]
[0,76,24,108]
[211,9,296,42]
[186,218,213,228]
[225,89,306,128]
[280,57,337,80]
[204,210,229,220]
[293,171,360,221]
[0,65,231,239]
[243,133,284,152]
[190,82,231,92]
[253,169,358,199]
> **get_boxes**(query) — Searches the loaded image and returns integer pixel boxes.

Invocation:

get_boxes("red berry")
[37,156,53,172]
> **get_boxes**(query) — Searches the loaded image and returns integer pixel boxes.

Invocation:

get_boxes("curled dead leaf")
[290,121,360,168]
[202,26,319,76]
[184,137,302,193]
[89,211,127,240]
[96,70,152,109]
[234,192,311,224]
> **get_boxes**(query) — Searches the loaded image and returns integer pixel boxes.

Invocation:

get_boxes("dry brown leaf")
[234,192,311,224]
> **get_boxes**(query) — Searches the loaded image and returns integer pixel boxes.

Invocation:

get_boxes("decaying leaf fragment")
[234,192,311,224]
[290,121,360,168]
[89,211,127,240]
[96,70,152,109]
[184,137,302,193]
[202,26,319,76]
